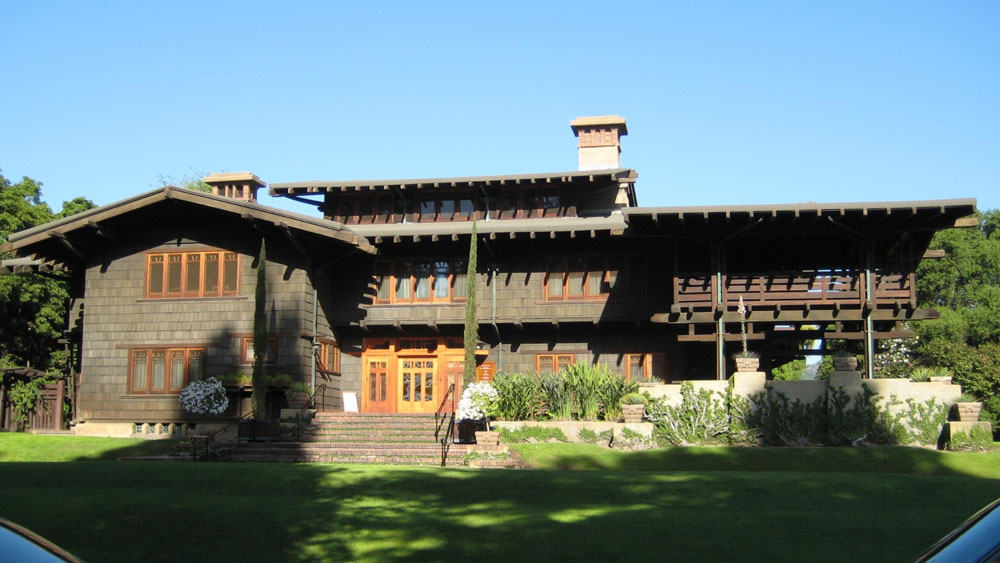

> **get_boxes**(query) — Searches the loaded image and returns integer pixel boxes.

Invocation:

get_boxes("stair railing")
[292,383,328,441]
[435,383,457,467]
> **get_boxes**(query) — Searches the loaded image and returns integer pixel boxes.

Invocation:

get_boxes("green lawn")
[2,435,999,562]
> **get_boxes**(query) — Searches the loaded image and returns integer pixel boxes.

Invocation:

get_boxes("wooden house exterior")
[0,117,977,435]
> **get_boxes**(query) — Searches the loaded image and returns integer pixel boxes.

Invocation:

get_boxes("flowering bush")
[456,382,497,421]
[179,377,229,415]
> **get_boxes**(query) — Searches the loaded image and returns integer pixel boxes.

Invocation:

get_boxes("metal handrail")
[434,383,457,467]
[292,383,328,441]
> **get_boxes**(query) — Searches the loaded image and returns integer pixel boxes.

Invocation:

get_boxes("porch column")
[712,243,725,380]
[862,243,875,379]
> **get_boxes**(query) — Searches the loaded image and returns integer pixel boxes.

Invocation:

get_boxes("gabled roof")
[269,168,636,195]
[1,187,376,269]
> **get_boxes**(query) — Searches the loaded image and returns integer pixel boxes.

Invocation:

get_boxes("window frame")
[146,249,239,299]
[536,354,575,374]
[545,254,646,302]
[128,347,205,395]
[317,339,341,375]
[624,353,667,382]
[241,336,278,365]
[373,258,468,304]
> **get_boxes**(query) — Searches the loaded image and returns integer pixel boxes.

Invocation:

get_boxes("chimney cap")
[202,172,266,187]
[570,115,628,136]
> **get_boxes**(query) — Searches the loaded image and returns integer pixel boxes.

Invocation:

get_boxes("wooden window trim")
[544,254,647,302]
[241,336,278,365]
[128,347,205,395]
[373,259,467,305]
[624,353,667,382]
[318,339,341,375]
[146,250,239,299]
[536,354,575,374]
[545,256,610,302]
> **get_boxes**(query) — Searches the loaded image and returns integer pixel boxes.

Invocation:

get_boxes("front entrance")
[361,338,465,414]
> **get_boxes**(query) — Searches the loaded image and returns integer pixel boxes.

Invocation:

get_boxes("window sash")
[130,348,204,394]
[537,354,574,374]
[146,250,239,298]
[377,259,467,304]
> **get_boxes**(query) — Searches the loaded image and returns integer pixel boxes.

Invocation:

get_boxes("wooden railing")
[673,270,915,311]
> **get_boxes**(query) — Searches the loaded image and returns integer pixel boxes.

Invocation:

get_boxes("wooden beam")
[86,220,118,240]
[953,217,978,228]
[48,231,87,262]
[922,249,946,259]
[651,308,940,324]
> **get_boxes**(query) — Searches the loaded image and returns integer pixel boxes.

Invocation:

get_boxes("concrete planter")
[834,357,858,371]
[475,431,500,446]
[954,402,982,422]
[735,357,760,372]
[622,404,645,423]
[285,391,310,411]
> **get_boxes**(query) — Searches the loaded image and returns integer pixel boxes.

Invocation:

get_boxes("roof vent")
[570,115,628,171]
[202,172,265,203]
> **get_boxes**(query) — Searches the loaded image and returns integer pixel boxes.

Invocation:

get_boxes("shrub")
[499,425,568,443]
[539,373,573,420]
[577,428,613,446]
[491,372,540,421]
[646,382,729,446]
[598,373,638,421]
[564,363,611,420]
[621,392,646,405]
[178,378,229,415]
[947,426,995,452]
[909,367,934,382]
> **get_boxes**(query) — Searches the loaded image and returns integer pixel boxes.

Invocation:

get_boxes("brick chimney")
[570,115,628,171]
[202,172,265,202]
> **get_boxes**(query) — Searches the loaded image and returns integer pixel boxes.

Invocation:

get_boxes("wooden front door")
[397,358,437,414]
[365,357,390,413]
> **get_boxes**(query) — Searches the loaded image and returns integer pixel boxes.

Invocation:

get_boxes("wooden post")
[55,380,65,430]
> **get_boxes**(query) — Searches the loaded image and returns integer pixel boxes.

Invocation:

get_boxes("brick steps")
[225,412,465,466]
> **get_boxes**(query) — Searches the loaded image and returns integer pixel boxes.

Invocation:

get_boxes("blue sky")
[2,1,997,215]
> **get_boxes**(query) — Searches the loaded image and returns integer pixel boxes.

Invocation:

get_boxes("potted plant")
[179,377,230,417]
[621,392,646,423]
[954,393,983,422]
[833,353,859,372]
[456,381,498,445]
[285,382,311,410]
[734,351,760,373]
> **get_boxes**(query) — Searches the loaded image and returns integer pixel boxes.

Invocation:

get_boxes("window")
[373,259,468,304]
[493,188,563,219]
[545,254,645,301]
[624,353,666,382]
[318,340,341,374]
[536,354,575,374]
[241,337,278,364]
[129,347,205,394]
[146,250,239,298]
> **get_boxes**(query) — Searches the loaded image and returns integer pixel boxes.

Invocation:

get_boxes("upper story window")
[318,339,341,374]
[129,347,205,394]
[329,187,570,224]
[373,259,467,304]
[545,254,645,301]
[147,250,239,298]
[241,336,278,365]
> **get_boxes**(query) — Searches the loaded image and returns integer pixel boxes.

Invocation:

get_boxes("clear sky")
[2,1,997,216]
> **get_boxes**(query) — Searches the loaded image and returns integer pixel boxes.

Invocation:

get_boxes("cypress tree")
[463,222,478,384]
[251,238,269,418]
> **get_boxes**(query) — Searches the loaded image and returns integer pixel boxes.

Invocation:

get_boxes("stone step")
[292,435,443,444]
[231,442,456,453]
[225,453,465,466]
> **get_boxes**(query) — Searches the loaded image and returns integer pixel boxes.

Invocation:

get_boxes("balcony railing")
[673,270,915,312]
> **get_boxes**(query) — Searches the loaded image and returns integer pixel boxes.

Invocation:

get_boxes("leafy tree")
[155,172,211,193]
[772,358,806,381]
[463,222,478,384]
[914,210,1000,423]
[1,171,95,369]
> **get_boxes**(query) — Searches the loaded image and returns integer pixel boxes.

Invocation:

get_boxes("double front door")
[362,338,464,414]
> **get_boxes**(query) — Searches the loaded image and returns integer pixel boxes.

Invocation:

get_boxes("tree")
[1,171,95,369]
[463,222,478,384]
[914,210,1000,423]
[251,238,269,418]
[155,172,211,193]
[772,358,806,380]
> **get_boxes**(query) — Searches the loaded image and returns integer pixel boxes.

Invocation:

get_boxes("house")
[0,116,976,437]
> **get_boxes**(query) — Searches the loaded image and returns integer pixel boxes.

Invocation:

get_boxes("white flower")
[179,377,229,415]
[457,382,498,421]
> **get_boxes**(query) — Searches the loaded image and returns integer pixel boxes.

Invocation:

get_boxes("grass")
[2,435,1000,562]
[0,432,176,461]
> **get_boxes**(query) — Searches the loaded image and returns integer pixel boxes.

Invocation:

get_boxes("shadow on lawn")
[514,444,991,477]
